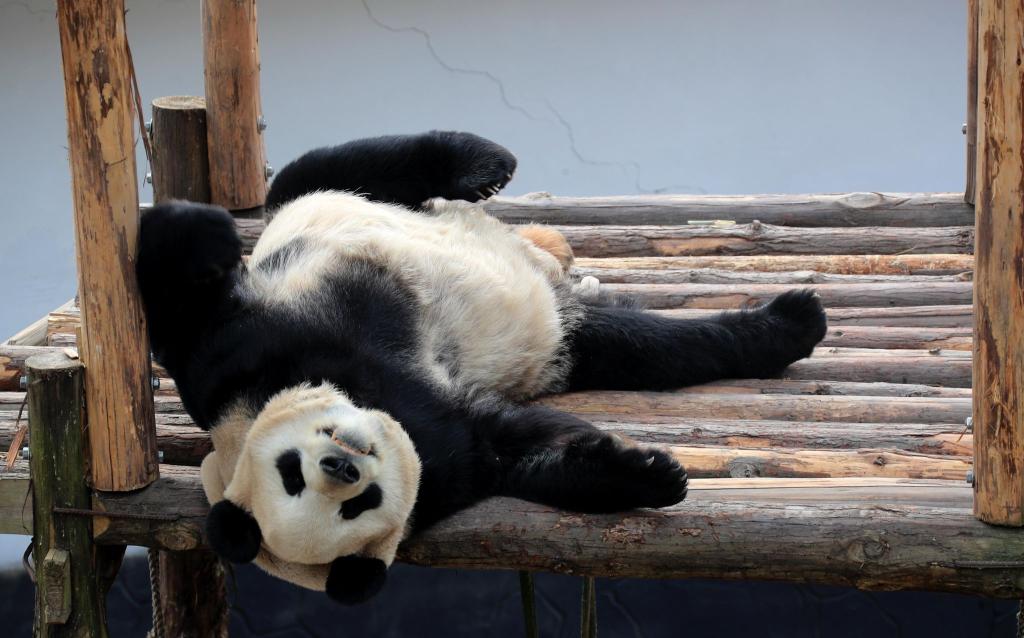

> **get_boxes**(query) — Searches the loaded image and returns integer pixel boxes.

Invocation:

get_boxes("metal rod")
[518,571,539,638]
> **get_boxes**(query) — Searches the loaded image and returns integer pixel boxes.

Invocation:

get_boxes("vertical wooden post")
[147,95,230,637]
[202,0,267,212]
[28,352,108,637]
[972,0,1024,527]
[56,0,158,492]
[151,97,212,204]
[965,0,978,205]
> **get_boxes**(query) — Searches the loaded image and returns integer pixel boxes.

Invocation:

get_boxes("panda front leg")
[135,201,243,365]
[265,130,517,211]
[564,289,828,391]
[485,405,688,513]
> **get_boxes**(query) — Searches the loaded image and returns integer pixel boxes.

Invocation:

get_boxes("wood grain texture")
[483,192,974,227]
[56,0,158,491]
[575,254,974,275]
[972,0,1024,526]
[202,0,266,210]
[966,0,979,205]
[27,353,108,636]
[657,305,974,328]
[151,96,211,204]
[573,266,970,285]
[155,550,229,638]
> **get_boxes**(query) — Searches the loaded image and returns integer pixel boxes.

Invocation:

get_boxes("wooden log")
[154,550,229,637]
[151,96,211,204]
[551,224,974,258]
[573,266,970,285]
[820,326,971,351]
[27,352,108,635]
[785,356,971,387]
[57,0,158,491]
[576,254,974,276]
[966,0,979,205]
[4,312,50,347]
[604,281,973,309]
[202,0,266,211]
[972,0,1024,527]
[657,305,973,328]
[483,192,975,227]
[232,219,974,256]
[4,467,1009,598]
[539,392,971,425]
[680,379,971,399]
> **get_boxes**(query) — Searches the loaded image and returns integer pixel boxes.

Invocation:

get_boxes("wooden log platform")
[7,191,1012,597]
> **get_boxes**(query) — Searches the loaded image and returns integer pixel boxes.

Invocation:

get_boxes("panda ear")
[205,500,262,563]
[325,555,388,605]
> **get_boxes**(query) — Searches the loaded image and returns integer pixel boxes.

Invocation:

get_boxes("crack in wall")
[0,1,51,18]
[360,0,703,195]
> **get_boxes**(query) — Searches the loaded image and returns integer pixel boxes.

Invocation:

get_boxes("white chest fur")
[248,192,572,399]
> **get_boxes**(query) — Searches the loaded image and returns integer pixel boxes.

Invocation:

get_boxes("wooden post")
[151,97,212,204]
[28,352,108,637]
[56,0,158,492]
[972,0,1024,526]
[147,94,230,637]
[202,0,267,212]
[965,0,979,205]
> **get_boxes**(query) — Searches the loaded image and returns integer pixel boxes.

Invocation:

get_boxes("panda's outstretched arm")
[564,289,828,391]
[265,131,517,211]
[136,202,243,371]
[480,404,688,514]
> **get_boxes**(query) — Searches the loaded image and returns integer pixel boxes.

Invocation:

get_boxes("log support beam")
[972,0,1024,526]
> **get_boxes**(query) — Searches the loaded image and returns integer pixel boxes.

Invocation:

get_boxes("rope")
[146,549,165,638]
[1016,599,1023,638]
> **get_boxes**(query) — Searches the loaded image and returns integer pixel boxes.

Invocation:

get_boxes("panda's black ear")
[325,555,388,605]
[206,500,262,563]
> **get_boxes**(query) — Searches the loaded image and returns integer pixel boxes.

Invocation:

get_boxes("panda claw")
[475,190,487,200]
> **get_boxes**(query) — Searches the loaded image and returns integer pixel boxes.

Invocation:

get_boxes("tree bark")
[151,96,211,204]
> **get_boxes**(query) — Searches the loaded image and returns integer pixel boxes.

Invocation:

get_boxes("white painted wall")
[0,0,967,341]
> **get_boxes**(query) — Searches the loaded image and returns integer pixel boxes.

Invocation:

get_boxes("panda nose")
[320,455,360,483]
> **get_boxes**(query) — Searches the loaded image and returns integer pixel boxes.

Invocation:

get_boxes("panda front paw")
[565,436,688,511]
[139,201,242,285]
[325,555,388,605]
[760,289,828,361]
[435,131,517,202]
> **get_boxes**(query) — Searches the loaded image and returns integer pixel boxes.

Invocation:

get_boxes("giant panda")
[136,130,827,604]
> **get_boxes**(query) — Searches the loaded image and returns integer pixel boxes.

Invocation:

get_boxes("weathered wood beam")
[56,0,158,491]
[232,219,973,257]
[603,281,972,309]
[966,0,979,205]
[151,96,212,204]
[784,356,971,387]
[483,192,974,227]
[202,0,266,211]
[972,0,1024,527]
[575,254,974,276]
[6,467,1022,598]
[573,267,970,285]
[680,379,971,398]
[28,352,108,635]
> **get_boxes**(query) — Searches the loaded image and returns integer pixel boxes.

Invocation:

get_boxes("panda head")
[205,383,421,567]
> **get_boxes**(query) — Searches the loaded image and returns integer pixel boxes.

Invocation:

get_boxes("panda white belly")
[248,192,573,399]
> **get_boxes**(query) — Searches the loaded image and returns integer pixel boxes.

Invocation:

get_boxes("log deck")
[5,191,1021,597]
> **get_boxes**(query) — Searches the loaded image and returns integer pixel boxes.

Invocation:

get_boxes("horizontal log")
[785,356,971,387]
[539,392,971,425]
[553,224,975,258]
[483,192,975,227]
[574,266,971,285]
[0,345,54,392]
[576,254,975,276]
[820,326,970,351]
[607,281,972,309]
[234,219,974,257]
[6,465,1020,597]
[681,379,971,398]
[658,305,973,328]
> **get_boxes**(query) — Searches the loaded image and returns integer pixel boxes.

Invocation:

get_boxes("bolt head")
[20,447,30,460]
[151,377,161,390]
[158,450,165,463]
[257,115,267,132]
[145,119,153,135]
[962,122,967,134]
[965,416,973,430]
[19,375,27,390]
[265,163,274,179]
[145,172,153,184]
[966,470,975,485]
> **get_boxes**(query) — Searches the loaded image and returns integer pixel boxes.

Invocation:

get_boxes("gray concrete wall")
[0,0,966,338]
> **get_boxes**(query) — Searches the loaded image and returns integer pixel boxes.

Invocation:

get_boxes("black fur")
[326,555,388,605]
[276,449,305,496]
[265,131,517,212]
[137,131,827,601]
[341,483,383,520]
[206,500,262,564]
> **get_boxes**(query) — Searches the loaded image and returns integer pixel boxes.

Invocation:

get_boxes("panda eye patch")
[318,426,335,437]
[276,449,305,496]
[340,483,383,520]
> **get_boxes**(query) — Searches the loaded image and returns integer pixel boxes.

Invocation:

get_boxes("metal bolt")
[145,172,153,184]
[257,115,267,132]
[966,470,975,485]
[151,377,161,391]
[962,122,967,135]
[20,447,30,460]
[19,375,27,390]
[145,119,153,136]
[265,163,274,179]
[158,450,164,464]
[965,416,973,431]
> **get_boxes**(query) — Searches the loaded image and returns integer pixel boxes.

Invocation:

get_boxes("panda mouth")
[320,427,374,457]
